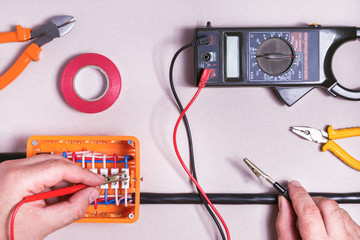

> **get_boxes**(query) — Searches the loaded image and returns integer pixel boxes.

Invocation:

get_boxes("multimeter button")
[310,23,321,27]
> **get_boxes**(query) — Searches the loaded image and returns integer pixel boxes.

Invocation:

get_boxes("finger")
[45,181,72,205]
[312,197,347,238]
[288,180,327,240]
[0,155,63,179]
[15,158,104,195]
[340,208,360,238]
[37,186,100,236]
[276,196,301,240]
[10,154,65,166]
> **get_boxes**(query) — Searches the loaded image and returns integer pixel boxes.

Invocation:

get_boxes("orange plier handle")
[322,125,360,171]
[0,25,42,91]
[0,25,31,43]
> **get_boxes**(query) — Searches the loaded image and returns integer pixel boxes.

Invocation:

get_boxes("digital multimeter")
[195,22,360,106]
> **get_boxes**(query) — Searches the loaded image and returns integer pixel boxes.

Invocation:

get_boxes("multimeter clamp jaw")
[195,24,360,106]
[328,83,360,100]
[322,27,360,102]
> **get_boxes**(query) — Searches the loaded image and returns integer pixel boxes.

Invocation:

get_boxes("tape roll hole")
[73,66,110,102]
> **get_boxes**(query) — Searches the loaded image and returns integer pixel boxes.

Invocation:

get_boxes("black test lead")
[243,158,291,202]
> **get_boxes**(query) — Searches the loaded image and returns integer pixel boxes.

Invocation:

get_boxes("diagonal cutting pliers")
[291,126,360,171]
[0,15,75,91]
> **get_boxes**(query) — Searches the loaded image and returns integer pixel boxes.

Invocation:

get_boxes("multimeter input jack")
[201,52,211,62]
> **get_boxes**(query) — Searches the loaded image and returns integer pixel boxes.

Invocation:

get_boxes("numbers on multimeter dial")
[248,32,304,81]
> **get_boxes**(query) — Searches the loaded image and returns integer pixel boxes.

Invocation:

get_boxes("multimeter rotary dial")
[256,38,295,76]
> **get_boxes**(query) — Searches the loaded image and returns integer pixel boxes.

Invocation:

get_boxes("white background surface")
[1,1,360,239]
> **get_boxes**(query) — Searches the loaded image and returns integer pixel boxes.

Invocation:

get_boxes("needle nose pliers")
[0,15,76,91]
[292,126,360,171]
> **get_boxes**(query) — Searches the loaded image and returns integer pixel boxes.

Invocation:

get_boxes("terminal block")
[27,135,140,223]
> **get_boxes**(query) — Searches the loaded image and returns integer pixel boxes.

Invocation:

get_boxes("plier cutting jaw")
[291,126,360,171]
[0,15,75,91]
[30,16,75,47]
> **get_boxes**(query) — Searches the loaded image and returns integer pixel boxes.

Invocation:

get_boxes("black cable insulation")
[1,154,360,205]
[138,192,360,204]
[0,153,27,162]
[169,42,227,240]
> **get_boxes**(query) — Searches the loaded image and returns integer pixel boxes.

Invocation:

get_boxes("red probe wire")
[10,69,230,239]
[10,184,87,240]
[172,69,231,240]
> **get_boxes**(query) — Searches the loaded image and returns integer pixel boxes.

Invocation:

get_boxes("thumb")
[276,196,300,240]
[38,186,99,234]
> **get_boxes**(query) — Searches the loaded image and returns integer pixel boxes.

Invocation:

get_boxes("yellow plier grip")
[327,125,360,139]
[322,125,360,171]
[0,25,41,91]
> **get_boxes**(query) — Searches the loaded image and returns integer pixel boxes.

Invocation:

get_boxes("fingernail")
[97,174,105,181]
[89,188,100,204]
[291,180,301,186]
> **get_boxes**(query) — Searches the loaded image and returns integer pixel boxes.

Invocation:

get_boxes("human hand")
[276,180,360,240]
[0,155,105,240]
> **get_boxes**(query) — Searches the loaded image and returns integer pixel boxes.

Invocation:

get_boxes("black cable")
[169,40,227,240]
[2,154,360,205]
[0,153,26,162]
[138,192,360,205]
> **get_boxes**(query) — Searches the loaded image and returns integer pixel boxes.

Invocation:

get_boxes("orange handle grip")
[0,43,41,91]
[322,140,360,171]
[0,25,31,43]
[327,125,360,140]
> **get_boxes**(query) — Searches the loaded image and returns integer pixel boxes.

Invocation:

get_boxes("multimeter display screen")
[226,36,240,78]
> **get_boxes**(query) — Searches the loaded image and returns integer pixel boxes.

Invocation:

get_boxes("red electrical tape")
[61,53,121,113]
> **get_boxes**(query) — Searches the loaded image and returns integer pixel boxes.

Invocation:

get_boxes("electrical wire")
[91,152,95,169]
[92,199,131,205]
[138,192,360,204]
[82,153,85,168]
[170,40,227,240]
[0,153,26,162]
[113,154,117,168]
[105,189,108,205]
[74,159,132,164]
[10,184,87,240]
[124,154,129,168]
[10,200,25,240]
[91,196,132,205]
[124,155,129,207]
[63,151,133,160]
[172,69,231,239]
[103,154,107,169]
[115,188,120,206]
[173,83,231,240]
[3,151,360,204]
[72,152,76,163]
[113,154,120,206]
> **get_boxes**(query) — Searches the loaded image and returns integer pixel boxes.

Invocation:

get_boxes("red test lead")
[173,68,231,240]
[10,184,87,240]
[23,184,87,202]
[198,68,212,88]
